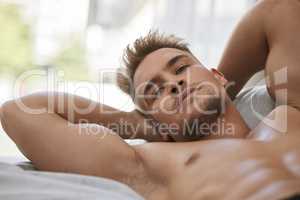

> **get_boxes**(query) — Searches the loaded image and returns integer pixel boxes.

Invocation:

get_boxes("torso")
[133,104,300,200]
[134,135,300,200]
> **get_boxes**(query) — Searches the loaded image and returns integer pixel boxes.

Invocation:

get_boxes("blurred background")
[0,0,256,157]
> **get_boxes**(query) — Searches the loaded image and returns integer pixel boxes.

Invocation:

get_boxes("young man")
[116,31,249,142]
[1,0,300,199]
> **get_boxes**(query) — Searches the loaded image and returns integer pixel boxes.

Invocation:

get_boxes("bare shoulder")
[254,0,300,25]
[256,0,300,8]
[259,0,300,29]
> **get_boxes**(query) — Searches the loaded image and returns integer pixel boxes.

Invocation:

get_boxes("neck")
[211,97,250,139]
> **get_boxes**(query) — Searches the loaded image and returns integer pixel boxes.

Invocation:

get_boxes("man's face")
[133,48,226,141]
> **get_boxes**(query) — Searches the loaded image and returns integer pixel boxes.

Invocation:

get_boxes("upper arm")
[1,97,140,181]
[218,0,270,99]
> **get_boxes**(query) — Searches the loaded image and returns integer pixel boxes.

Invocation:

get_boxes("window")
[0,0,255,156]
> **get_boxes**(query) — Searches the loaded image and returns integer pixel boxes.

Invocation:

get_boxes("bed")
[0,158,144,200]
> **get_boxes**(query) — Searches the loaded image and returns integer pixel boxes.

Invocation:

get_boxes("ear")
[211,68,228,86]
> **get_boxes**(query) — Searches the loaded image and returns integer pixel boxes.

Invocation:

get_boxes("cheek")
[188,67,217,84]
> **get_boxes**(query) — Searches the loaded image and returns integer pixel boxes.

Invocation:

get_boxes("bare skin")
[218,0,300,106]
[1,0,300,199]
[135,118,300,200]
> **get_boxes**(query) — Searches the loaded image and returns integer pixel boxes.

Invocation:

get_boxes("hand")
[127,110,167,142]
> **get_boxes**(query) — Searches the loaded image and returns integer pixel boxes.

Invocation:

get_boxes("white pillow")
[234,85,275,129]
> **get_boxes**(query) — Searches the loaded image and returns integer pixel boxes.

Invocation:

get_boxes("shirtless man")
[1,0,300,199]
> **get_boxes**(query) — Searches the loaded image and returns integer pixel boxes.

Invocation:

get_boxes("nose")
[170,79,185,94]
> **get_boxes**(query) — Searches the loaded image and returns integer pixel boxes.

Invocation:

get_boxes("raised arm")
[218,0,270,99]
[0,93,143,182]
[0,92,162,141]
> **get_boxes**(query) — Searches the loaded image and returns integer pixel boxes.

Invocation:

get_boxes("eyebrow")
[166,54,188,69]
[143,54,189,95]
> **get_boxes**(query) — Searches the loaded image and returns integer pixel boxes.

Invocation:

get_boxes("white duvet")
[0,162,144,200]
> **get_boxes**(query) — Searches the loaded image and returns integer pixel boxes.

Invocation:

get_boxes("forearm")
[47,92,160,140]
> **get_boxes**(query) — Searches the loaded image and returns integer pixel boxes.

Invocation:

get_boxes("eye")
[175,65,190,74]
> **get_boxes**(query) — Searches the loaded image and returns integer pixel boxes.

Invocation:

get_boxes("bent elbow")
[0,100,20,137]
